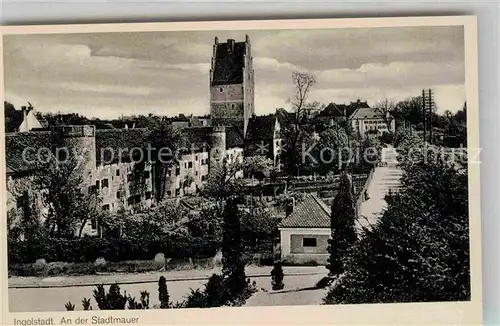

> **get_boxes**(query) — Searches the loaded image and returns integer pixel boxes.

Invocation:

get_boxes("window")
[201,175,207,181]
[102,179,109,188]
[102,204,110,211]
[88,185,97,194]
[144,171,150,179]
[91,218,97,230]
[184,162,187,168]
[195,155,198,161]
[116,191,122,199]
[302,238,317,247]
[167,190,172,196]
[175,189,180,196]
[127,173,133,182]
[188,162,193,168]
[96,180,100,189]
[116,169,120,176]
[219,88,223,92]
[175,168,180,176]
[167,170,171,177]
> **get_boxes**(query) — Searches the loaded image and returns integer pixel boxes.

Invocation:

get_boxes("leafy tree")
[222,198,245,279]
[316,126,349,174]
[202,157,244,207]
[244,155,273,199]
[148,118,186,203]
[35,154,101,238]
[326,171,357,277]
[324,144,469,304]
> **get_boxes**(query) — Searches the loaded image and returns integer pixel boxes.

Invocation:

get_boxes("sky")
[3,26,465,120]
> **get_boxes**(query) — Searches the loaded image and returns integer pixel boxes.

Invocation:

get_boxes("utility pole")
[422,90,426,143]
[428,89,433,144]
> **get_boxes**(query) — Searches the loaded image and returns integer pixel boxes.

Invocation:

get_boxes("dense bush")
[8,234,218,265]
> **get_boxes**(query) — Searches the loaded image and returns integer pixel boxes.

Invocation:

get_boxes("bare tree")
[282,71,317,176]
[374,98,397,134]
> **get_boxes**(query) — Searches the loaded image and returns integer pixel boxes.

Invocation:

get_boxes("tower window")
[231,104,235,108]
[219,88,223,92]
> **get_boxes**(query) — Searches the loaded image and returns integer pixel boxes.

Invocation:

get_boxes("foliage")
[243,155,274,180]
[202,158,245,206]
[158,276,170,308]
[147,118,186,202]
[34,154,102,238]
[326,172,357,277]
[324,147,470,304]
[314,126,350,175]
[222,198,244,276]
[271,261,285,290]
[93,284,127,310]
[241,200,280,251]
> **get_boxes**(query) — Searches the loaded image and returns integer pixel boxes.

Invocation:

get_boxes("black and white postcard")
[1,16,482,325]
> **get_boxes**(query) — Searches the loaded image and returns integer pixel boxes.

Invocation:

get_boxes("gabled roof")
[319,103,357,119]
[279,194,331,228]
[225,125,245,149]
[246,115,277,141]
[350,107,385,120]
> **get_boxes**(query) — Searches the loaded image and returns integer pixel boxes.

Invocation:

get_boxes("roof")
[95,128,150,164]
[245,115,277,141]
[5,131,52,174]
[275,108,295,128]
[319,103,355,118]
[350,107,385,120]
[225,125,245,149]
[279,194,331,228]
[211,39,247,86]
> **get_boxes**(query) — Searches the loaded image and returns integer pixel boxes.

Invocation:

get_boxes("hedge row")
[8,235,220,264]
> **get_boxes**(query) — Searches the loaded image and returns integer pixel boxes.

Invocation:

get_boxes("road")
[8,266,328,312]
[357,146,403,230]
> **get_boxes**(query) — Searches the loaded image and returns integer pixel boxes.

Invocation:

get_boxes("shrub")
[94,257,107,268]
[158,276,170,308]
[271,261,285,291]
[154,253,166,264]
[32,258,47,273]
[315,276,333,289]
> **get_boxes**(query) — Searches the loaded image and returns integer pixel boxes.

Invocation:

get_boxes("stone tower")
[51,125,96,188]
[209,35,255,136]
[208,125,227,172]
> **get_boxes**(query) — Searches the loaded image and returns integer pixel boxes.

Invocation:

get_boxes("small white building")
[278,194,331,265]
[350,106,396,138]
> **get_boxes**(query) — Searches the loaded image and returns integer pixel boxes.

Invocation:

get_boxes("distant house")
[245,114,282,169]
[318,102,356,126]
[350,104,395,138]
[5,105,45,133]
[278,194,331,265]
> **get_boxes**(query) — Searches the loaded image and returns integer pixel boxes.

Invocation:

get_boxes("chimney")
[227,39,235,53]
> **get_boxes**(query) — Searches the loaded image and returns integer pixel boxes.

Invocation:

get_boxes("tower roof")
[211,39,248,86]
